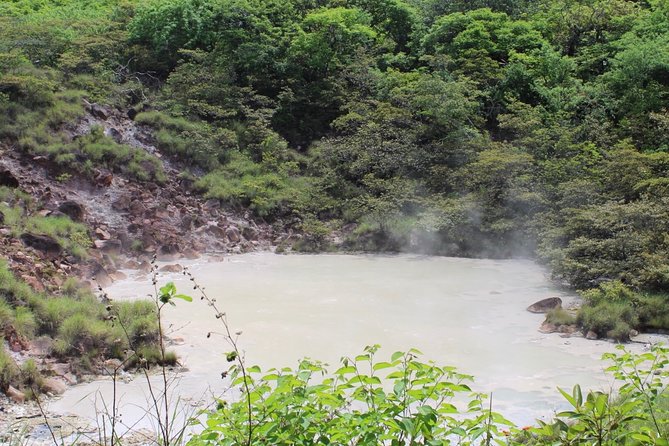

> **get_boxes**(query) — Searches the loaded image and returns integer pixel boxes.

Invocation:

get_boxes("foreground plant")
[188,345,514,446]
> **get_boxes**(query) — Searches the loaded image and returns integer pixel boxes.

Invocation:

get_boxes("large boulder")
[0,169,19,188]
[225,226,241,243]
[527,297,562,314]
[20,233,62,256]
[58,200,85,222]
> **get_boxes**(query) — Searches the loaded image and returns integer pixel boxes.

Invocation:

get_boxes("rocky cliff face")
[0,101,286,292]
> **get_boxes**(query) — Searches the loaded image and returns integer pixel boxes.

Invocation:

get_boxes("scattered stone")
[108,127,123,143]
[112,194,132,211]
[157,243,180,261]
[89,103,110,120]
[95,227,111,240]
[225,226,241,243]
[91,263,113,288]
[558,324,577,334]
[242,226,258,241]
[137,261,152,274]
[20,233,62,256]
[527,297,562,314]
[57,200,85,222]
[0,169,19,188]
[94,239,122,254]
[29,337,54,356]
[203,223,226,238]
[42,378,67,395]
[21,274,45,292]
[539,321,557,334]
[128,200,146,216]
[94,170,113,187]
[110,271,127,281]
[123,259,141,269]
[204,199,221,210]
[103,359,123,375]
[182,248,200,260]
[586,330,598,340]
[159,264,182,273]
[7,386,25,403]
[629,329,639,338]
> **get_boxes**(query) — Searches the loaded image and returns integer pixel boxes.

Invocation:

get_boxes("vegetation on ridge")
[1,0,669,410]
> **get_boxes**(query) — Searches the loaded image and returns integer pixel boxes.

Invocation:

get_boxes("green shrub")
[577,302,638,341]
[546,307,576,326]
[188,346,514,446]
[20,359,43,391]
[125,345,177,369]
[196,153,318,219]
[0,344,19,392]
[24,214,91,259]
[581,280,638,306]
[114,300,159,345]
[53,313,118,357]
[636,294,669,330]
[13,307,36,338]
[34,295,103,337]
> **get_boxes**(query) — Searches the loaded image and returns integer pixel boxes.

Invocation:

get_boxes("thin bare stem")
[184,266,254,446]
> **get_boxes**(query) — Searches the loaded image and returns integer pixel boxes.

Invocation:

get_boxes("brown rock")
[21,274,45,292]
[0,169,19,188]
[137,261,152,274]
[182,248,200,259]
[112,194,132,211]
[242,226,258,241]
[527,297,562,314]
[91,263,113,288]
[225,226,241,243]
[539,321,557,334]
[558,324,578,334]
[129,200,146,216]
[29,337,53,356]
[180,215,193,230]
[42,377,68,395]
[110,271,127,281]
[123,259,141,270]
[586,330,598,340]
[94,170,113,187]
[159,264,183,273]
[89,103,110,120]
[204,223,226,238]
[108,127,123,143]
[20,233,62,256]
[94,239,122,254]
[95,227,111,240]
[57,200,85,222]
[7,386,25,403]
[157,243,180,261]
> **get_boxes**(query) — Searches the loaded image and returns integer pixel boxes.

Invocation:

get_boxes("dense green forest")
[1,0,669,339]
[1,0,669,443]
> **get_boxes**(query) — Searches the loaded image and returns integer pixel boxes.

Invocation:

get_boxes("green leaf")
[173,293,193,302]
[373,361,394,371]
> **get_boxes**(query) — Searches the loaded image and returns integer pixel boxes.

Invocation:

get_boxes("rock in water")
[527,297,562,313]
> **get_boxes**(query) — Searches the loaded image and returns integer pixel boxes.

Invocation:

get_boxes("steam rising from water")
[50,253,643,429]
